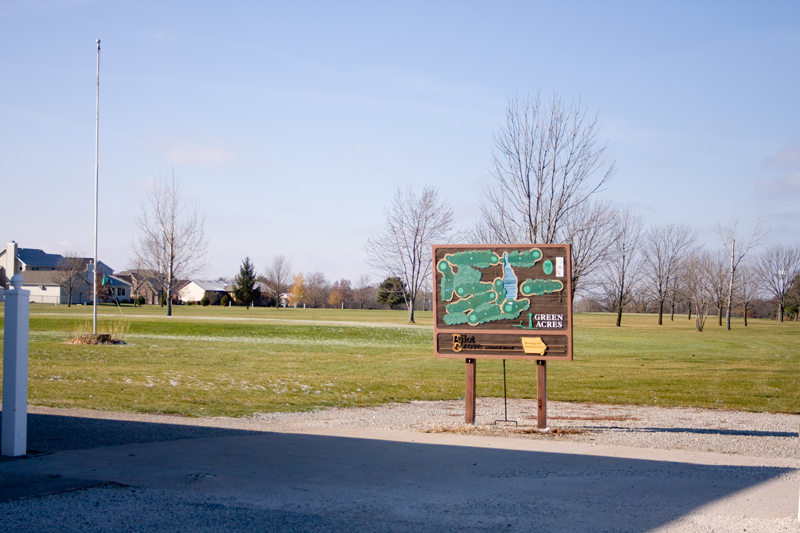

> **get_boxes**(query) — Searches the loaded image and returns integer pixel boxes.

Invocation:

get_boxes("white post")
[93,38,101,335]
[2,274,29,457]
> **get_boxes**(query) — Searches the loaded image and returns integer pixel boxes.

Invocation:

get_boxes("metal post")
[93,38,101,334]
[2,275,30,457]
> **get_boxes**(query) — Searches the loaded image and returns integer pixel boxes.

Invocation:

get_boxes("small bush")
[220,295,231,307]
[136,295,146,306]
[201,296,210,307]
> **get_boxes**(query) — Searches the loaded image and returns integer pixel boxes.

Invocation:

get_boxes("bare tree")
[353,274,372,309]
[684,251,713,332]
[755,244,800,322]
[643,224,697,325]
[598,208,643,327]
[304,271,329,308]
[562,199,619,296]
[52,252,87,307]
[736,263,759,326]
[787,272,800,321]
[706,251,729,327]
[262,255,292,308]
[474,93,616,295]
[717,215,766,330]
[131,174,208,316]
[365,185,454,323]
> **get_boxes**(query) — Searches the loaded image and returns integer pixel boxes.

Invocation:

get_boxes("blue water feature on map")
[502,252,518,300]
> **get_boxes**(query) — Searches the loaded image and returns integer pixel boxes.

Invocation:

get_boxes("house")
[1,241,61,288]
[18,270,90,305]
[179,279,228,304]
[116,270,164,305]
[1,241,131,304]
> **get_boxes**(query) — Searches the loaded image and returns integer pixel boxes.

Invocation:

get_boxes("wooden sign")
[433,244,573,361]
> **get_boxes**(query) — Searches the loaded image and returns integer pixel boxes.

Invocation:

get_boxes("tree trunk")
[743,304,748,327]
[616,304,623,327]
[726,238,735,330]
[657,300,664,325]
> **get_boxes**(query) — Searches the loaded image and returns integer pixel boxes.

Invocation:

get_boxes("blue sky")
[2,1,798,283]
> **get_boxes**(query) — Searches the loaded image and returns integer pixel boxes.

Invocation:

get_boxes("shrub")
[220,294,231,307]
[136,295,146,306]
[201,296,210,307]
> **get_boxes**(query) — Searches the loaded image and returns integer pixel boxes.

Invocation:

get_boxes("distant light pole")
[93,39,101,334]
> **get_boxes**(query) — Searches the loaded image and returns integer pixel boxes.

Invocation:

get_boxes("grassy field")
[1,304,798,417]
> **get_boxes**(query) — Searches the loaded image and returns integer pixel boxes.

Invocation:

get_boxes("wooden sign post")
[433,245,573,428]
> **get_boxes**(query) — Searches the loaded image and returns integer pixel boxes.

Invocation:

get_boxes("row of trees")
[363,92,799,327]
[230,255,409,310]
[126,94,797,323]
[592,214,800,329]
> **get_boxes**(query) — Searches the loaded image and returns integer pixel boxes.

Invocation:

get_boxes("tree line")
[124,93,799,324]
[229,256,429,311]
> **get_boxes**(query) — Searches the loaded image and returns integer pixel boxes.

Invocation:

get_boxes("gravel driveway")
[0,400,798,532]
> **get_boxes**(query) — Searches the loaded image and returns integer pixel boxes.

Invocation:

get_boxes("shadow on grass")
[0,412,795,532]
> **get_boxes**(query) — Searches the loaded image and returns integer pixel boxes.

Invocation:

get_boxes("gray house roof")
[191,280,229,292]
[17,248,64,269]
[20,270,62,285]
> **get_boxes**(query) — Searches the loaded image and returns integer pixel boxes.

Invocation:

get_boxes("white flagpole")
[93,39,100,335]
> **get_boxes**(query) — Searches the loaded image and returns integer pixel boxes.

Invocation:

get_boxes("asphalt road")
[0,409,797,532]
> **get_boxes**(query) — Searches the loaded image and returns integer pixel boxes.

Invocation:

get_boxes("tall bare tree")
[304,271,329,308]
[755,244,800,322]
[353,274,372,310]
[706,250,729,327]
[643,223,697,325]
[561,199,619,296]
[52,252,87,307]
[598,208,643,327]
[132,174,207,316]
[717,216,766,330]
[474,93,616,295]
[684,251,713,332]
[262,255,292,308]
[736,263,759,326]
[365,185,454,323]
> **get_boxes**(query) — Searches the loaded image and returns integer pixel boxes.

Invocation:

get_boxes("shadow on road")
[0,412,795,532]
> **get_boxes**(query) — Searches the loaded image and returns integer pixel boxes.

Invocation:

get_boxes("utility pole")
[93,39,101,334]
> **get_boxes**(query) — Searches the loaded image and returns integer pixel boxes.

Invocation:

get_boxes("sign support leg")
[465,358,476,425]
[537,360,547,429]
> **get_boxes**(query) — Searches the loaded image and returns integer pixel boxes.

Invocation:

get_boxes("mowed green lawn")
[1,304,798,416]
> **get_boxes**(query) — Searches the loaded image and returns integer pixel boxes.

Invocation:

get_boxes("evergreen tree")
[376,277,408,310]
[234,257,259,308]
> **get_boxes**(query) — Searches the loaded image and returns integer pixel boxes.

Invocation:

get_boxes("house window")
[119,288,126,296]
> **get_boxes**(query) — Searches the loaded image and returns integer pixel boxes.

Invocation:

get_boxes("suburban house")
[115,269,159,304]
[179,279,228,304]
[0,241,132,304]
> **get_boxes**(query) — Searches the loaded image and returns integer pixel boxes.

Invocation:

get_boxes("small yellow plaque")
[521,337,547,355]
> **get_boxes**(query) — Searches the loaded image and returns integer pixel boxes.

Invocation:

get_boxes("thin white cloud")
[759,142,800,196]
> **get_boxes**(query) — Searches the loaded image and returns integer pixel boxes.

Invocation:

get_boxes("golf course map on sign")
[433,244,573,361]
